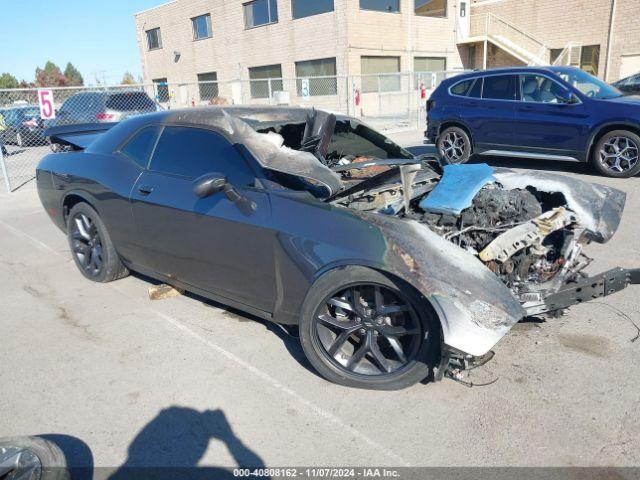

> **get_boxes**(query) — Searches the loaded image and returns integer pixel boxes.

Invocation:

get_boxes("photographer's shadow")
[109,406,267,480]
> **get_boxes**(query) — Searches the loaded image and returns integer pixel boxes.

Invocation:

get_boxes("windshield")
[551,67,622,99]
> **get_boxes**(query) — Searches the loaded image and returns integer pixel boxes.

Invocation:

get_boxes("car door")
[457,74,518,151]
[514,73,589,158]
[130,125,276,313]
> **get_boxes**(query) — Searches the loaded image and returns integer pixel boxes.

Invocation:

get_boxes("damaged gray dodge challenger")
[37,106,640,390]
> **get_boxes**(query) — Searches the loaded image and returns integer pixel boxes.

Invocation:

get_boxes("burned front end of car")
[331,160,639,364]
[222,107,639,375]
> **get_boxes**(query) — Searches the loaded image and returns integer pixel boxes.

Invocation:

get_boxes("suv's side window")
[119,125,162,169]
[149,126,255,186]
[450,79,474,96]
[520,74,566,103]
[467,78,482,98]
[482,75,517,100]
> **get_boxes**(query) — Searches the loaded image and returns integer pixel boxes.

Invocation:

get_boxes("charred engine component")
[479,207,576,263]
[419,186,542,248]
[416,186,579,289]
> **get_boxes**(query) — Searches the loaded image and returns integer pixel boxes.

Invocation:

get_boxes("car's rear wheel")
[67,203,129,282]
[299,267,438,390]
[437,126,472,164]
[591,130,640,178]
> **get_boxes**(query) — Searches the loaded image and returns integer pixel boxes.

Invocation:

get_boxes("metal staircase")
[459,13,550,66]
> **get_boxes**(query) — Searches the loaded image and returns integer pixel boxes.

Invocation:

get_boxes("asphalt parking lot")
[1,131,640,473]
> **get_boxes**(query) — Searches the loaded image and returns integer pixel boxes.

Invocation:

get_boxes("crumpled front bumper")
[523,267,640,316]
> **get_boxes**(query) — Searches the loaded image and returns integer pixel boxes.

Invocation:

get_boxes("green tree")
[64,62,84,86]
[120,71,136,85]
[0,73,19,89]
[35,61,67,87]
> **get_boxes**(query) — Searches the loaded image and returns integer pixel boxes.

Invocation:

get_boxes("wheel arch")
[307,261,445,344]
[61,191,100,229]
[586,122,640,163]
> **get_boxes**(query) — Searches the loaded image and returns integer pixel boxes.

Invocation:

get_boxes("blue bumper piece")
[419,163,495,215]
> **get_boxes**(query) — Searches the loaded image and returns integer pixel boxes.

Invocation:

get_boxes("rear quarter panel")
[37,150,143,263]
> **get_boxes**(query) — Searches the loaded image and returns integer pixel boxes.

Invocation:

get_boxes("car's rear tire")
[299,266,439,390]
[591,130,640,178]
[67,203,129,282]
[437,126,472,164]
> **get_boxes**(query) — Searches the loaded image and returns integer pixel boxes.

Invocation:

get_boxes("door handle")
[518,105,536,111]
[137,185,154,195]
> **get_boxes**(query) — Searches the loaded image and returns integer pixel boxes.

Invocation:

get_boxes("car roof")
[445,66,582,84]
[129,105,343,130]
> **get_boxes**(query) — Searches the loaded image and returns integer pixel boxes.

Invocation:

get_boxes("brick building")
[134,0,640,109]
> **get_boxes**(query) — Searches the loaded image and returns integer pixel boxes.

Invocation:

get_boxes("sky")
[0,0,166,85]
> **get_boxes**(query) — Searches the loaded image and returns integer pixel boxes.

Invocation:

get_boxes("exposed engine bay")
[229,108,629,315]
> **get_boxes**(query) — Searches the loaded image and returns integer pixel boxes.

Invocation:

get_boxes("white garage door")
[620,54,640,79]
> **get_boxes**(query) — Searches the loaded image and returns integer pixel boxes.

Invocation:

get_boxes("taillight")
[96,112,116,121]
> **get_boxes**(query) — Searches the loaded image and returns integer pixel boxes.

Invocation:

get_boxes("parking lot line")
[0,216,412,467]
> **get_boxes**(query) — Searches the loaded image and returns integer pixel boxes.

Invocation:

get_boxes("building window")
[197,72,218,101]
[360,0,400,13]
[414,57,447,72]
[244,0,278,28]
[153,78,169,103]
[192,14,212,40]
[415,0,447,17]
[295,58,337,96]
[146,28,162,50]
[361,56,400,93]
[580,45,600,76]
[249,64,283,98]
[549,48,563,65]
[292,0,334,19]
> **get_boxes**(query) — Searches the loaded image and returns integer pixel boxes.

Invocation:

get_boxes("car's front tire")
[67,203,129,282]
[437,126,472,164]
[299,267,439,390]
[591,130,640,178]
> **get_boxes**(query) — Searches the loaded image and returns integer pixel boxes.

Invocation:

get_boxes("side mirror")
[557,87,577,104]
[193,172,227,198]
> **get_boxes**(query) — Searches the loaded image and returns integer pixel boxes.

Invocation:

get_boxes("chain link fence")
[0,70,464,192]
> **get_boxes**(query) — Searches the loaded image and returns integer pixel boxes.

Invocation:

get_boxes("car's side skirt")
[478,149,581,162]
[125,261,274,322]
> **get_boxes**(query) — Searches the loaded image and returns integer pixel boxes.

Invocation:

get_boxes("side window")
[119,125,162,169]
[520,74,565,103]
[450,79,473,96]
[467,78,482,98]
[149,126,255,185]
[482,75,517,100]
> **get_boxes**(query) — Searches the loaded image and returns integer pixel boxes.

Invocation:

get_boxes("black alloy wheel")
[312,282,425,378]
[70,211,104,278]
[66,202,129,283]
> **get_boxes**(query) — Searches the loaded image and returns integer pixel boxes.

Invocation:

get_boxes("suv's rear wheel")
[437,126,472,164]
[591,130,640,178]
[299,267,438,390]
[67,203,129,282]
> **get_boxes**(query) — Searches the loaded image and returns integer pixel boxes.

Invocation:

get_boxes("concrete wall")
[607,0,640,81]
[135,0,464,84]
[135,0,347,84]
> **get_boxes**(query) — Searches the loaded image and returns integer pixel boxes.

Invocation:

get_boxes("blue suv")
[425,66,640,177]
